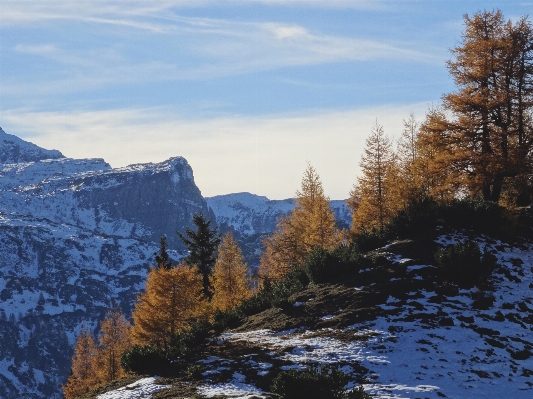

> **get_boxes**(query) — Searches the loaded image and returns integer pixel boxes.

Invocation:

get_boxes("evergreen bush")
[270,365,371,399]
[435,240,497,286]
[121,345,168,374]
[304,244,370,283]
[168,319,212,358]
[352,227,387,252]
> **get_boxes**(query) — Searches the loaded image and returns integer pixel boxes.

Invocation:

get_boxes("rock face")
[0,129,212,398]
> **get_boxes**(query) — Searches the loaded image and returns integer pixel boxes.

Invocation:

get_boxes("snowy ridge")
[207,192,351,237]
[0,127,63,163]
[191,236,533,399]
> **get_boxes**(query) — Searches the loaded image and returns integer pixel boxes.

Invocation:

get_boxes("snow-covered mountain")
[206,193,351,237]
[0,129,212,398]
[0,127,63,164]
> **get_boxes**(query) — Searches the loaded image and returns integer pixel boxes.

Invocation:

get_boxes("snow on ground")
[198,236,533,399]
[96,377,171,399]
[197,372,268,398]
[95,235,533,399]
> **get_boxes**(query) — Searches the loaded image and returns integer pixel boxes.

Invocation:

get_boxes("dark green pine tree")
[177,213,221,299]
[154,235,172,269]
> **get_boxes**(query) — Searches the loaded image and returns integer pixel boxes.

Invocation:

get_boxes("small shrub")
[304,244,370,283]
[386,196,439,238]
[185,364,204,379]
[271,365,370,399]
[121,344,168,374]
[352,227,387,252]
[344,386,373,399]
[213,308,242,334]
[442,198,507,233]
[435,240,497,286]
[168,319,212,357]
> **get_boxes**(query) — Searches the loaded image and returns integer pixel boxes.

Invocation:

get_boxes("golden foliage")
[349,121,400,232]
[63,309,132,399]
[130,264,205,347]
[211,232,252,311]
[260,164,342,281]
[62,329,99,399]
[437,10,533,203]
[97,309,132,382]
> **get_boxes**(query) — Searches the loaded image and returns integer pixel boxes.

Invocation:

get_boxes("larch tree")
[396,113,423,204]
[130,263,205,348]
[431,10,533,203]
[211,232,252,311]
[178,214,221,299]
[349,120,399,232]
[260,164,341,281]
[62,329,99,399]
[97,308,132,383]
[414,107,464,202]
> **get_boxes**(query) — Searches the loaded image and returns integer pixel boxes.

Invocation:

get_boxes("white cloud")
[1,103,432,199]
[1,0,385,26]
[3,14,440,98]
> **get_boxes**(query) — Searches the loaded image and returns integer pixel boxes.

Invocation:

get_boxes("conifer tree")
[212,232,252,311]
[349,121,399,232]
[155,235,172,269]
[396,113,423,204]
[130,263,205,348]
[97,308,131,383]
[178,214,221,299]
[260,164,341,280]
[415,107,462,201]
[62,329,99,399]
[427,10,533,203]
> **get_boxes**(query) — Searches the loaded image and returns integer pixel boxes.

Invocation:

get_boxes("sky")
[1,1,531,200]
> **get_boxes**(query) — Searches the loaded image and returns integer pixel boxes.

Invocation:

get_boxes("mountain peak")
[0,127,64,164]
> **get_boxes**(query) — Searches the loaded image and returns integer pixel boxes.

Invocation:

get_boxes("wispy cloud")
[3,13,440,98]
[1,103,431,199]
[1,0,385,27]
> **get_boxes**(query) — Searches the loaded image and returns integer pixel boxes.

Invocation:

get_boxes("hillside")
[84,230,533,399]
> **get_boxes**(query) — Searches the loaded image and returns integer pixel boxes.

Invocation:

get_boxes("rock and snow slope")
[97,234,533,399]
[0,129,211,398]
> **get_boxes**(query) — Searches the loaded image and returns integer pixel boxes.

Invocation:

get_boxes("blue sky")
[1,1,531,199]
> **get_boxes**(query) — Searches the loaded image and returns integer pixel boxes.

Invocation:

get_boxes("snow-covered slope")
[0,129,212,398]
[206,192,295,236]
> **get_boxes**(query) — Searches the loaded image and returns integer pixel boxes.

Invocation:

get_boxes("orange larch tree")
[211,232,252,311]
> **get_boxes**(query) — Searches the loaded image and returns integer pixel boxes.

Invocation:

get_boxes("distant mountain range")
[0,127,351,398]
